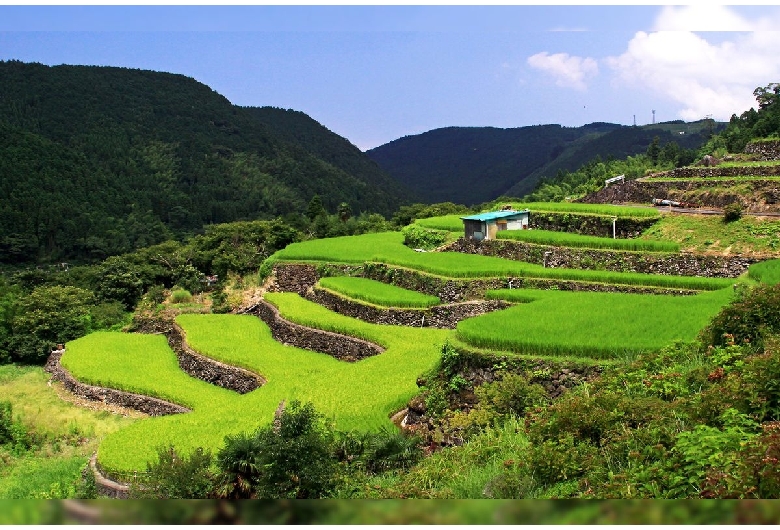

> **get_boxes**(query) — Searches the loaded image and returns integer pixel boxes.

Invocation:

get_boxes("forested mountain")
[0,61,417,264]
[367,121,719,205]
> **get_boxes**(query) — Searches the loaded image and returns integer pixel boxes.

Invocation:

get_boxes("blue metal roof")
[460,209,530,222]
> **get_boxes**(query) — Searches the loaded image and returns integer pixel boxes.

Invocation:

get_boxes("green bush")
[704,283,780,349]
[130,445,217,499]
[170,289,193,304]
[401,224,448,250]
[216,401,338,499]
[723,202,744,223]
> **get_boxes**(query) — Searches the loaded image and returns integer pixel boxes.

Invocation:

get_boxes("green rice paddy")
[318,276,441,308]
[748,259,780,285]
[272,232,733,291]
[458,287,735,359]
[64,303,449,474]
[495,229,680,253]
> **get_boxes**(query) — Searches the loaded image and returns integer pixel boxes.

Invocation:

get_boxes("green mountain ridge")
[367,120,720,205]
[0,60,417,264]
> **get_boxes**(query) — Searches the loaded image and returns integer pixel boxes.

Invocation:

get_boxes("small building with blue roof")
[460,209,530,241]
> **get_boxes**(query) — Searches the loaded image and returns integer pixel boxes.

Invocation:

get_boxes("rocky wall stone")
[307,287,510,329]
[445,238,756,278]
[267,263,320,295]
[90,455,130,499]
[359,262,700,300]
[527,211,657,239]
[743,140,780,161]
[167,324,264,394]
[647,165,780,179]
[246,299,384,362]
[45,348,190,417]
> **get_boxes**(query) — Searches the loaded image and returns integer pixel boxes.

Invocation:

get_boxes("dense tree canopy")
[0,61,416,265]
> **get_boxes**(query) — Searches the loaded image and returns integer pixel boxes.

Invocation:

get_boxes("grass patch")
[496,229,679,253]
[749,259,780,285]
[0,365,137,500]
[361,418,530,499]
[415,216,465,232]
[457,287,735,359]
[641,214,780,255]
[318,277,440,308]
[489,202,661,219]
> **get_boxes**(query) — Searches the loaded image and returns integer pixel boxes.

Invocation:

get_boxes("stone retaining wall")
[267,263,321,295]
[401,348,605,445]
[745,140,780,161]
[44,348,190,417]
[445,238,756,278]
[167,323,264,394]
[360,262,699,300]
[528,212,658,239]
[647,165,780,179]
[581,177,780,211]
[89,454,130,499]
[307,287,510,329]
[245,300,384,362]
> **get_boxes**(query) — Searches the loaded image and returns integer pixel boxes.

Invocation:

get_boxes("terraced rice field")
[318,276,441,308]
[272,232,733,291]
[495,229,680,253]
[64,303,449,474]
[56,222,748,477]
[457,287,735,359]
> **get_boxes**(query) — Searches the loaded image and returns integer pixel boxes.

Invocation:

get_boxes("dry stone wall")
[307,287,510,329]
[44,348,190,417]
[584,175,780,212]
[360,262,699,299]
[167,324,264,394]
[745,140,780,160]
[246,300,384,362]
[528,212,657,238]
[446,238,756,278]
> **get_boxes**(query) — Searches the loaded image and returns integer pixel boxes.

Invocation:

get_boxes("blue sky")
[1,5,780,150]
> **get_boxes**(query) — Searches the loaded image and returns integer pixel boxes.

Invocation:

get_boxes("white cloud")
[606,6,780,121]
[527,52,598,91]
[653,5,757,32]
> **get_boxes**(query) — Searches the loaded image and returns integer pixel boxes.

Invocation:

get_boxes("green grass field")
[456,287,735,359]
[318,276,441,308]
[271,232,733,291]
[489,202,661,218]
[748,259,780,285]
[63,301,449,474]
[495,229,680,253]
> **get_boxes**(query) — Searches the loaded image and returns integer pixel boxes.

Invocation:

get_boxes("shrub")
[170,289,193,304]
[130,445,216,499]
[216,401,338,499]
[703,283,780,349]
[401,224,448,250]
[0,401,32,454]
[336,428,423,474]
[723,202,744,223]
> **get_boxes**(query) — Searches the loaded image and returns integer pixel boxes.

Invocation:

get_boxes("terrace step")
[308,286,510,329]
[244,299,385,362]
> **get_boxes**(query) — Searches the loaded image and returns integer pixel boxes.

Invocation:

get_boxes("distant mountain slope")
[367,121,717,205]
[0,61,416,263]
[244,106,416,207]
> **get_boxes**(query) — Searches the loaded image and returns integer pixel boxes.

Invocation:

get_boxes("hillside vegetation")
[6,76,780,511]
[0,61,416,264]
[367,120,717,205]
